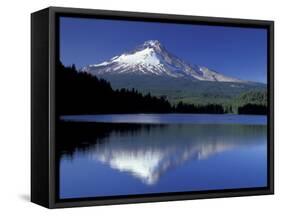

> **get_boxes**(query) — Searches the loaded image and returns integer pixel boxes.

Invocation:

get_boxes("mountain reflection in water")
[58,122,266,185]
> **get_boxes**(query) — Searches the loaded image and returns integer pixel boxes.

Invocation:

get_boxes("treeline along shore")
[57,63,267,115]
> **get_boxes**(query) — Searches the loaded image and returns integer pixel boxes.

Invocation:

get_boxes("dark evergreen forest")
[56,63,267,115]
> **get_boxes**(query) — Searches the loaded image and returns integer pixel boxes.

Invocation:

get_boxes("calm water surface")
[58,114,267,199]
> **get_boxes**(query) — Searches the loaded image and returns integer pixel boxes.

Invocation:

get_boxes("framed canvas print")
[31,7,274,208]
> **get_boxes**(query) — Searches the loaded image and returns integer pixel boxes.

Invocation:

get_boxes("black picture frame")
[31,6,274,208]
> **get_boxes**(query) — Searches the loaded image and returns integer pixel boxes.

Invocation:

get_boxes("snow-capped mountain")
[82,40,243,83]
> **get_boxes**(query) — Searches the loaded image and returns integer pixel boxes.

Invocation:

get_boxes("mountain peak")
[83,40,244,83]
[134,40,165,54]
[143,40,162,48]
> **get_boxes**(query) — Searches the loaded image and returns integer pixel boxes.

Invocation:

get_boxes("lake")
[58,114,267,199]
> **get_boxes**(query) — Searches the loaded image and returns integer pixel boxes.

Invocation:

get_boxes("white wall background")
[0,0,279,215]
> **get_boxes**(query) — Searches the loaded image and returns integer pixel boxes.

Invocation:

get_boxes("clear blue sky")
[60,17,267,83]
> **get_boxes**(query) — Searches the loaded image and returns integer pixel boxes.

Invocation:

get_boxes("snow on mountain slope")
[82,40,244,83]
